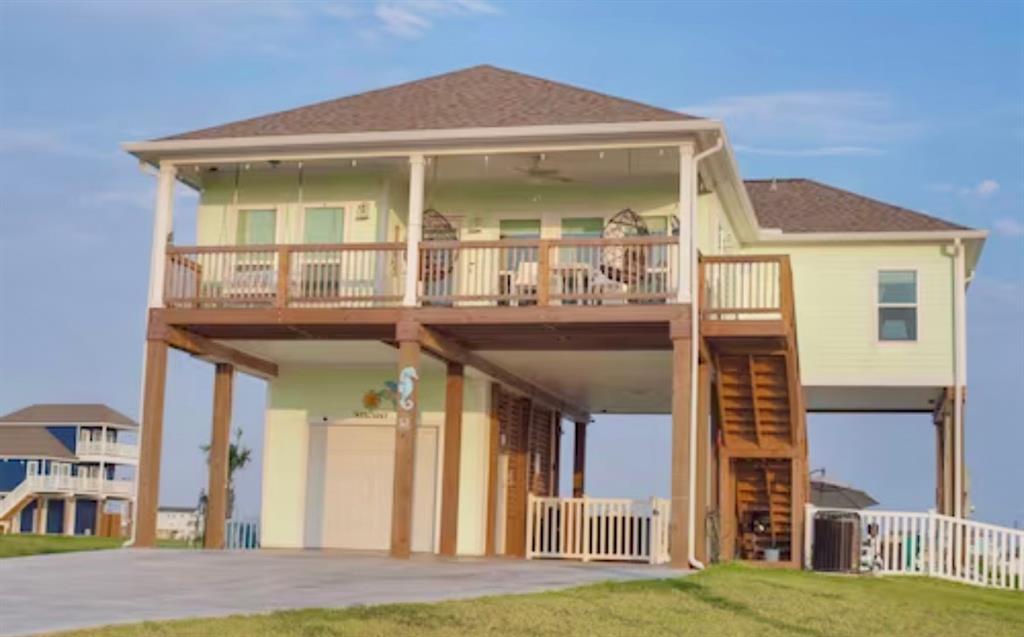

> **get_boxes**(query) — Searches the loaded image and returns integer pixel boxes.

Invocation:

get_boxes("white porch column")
[676,142,696,303]
[403,155,426,307]
[37,497,48,535]
[64,497,76,536]
[147,162,177,308]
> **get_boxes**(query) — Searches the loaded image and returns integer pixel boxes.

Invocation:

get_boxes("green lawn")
[48,563,1024,637]
[0,534,123,558]
[0,535,196,558]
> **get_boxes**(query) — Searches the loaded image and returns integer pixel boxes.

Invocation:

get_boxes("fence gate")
[526,495,671,564]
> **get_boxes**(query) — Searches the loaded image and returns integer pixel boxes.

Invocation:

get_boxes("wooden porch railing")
[165,237,680,309]
[164,243,407,308]
[420,236,679,306]
[699,254,795,325]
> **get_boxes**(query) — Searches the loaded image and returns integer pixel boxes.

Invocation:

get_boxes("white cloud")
[0,129,112,160]
[975,179,1000,198]
[371,0,500,39]
[927,179,1001,200]
[683,91,921,157]
[734,144,883,157]
[994,217,1024,237]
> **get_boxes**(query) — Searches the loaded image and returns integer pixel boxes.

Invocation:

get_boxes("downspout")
[952,238,966,518]
[688,136,724,569]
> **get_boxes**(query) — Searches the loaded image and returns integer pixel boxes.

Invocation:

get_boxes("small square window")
[879,307,917,341]
[879,270,917,304]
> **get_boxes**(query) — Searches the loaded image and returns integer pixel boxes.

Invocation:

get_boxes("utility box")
[811,514,860,572]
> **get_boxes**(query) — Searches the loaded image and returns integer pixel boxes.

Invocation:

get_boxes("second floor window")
[304,207,345,244]
[560,217,603,263]
[878,270,917,341]
[236,208,276,245]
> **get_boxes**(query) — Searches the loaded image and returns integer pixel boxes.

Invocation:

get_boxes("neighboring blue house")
[0,404,138,536]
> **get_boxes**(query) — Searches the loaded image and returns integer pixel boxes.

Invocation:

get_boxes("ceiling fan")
[513,154,573,183]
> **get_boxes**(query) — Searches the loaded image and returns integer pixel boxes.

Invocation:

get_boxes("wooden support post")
[572,421,587,498]
[35,497,46,535]
[669,334,693,568]
[537,239,551,306]
[135,338,168,548]
[63,496,76,536]
[439,362,464,556]
[552,414,562,496]
[790,456,806,568]
[390,322,421,558]
[718,452,735,561]
[695,359,711,564]
[485,383,501,556]
[205,363,234,549]
[275,247,291,308]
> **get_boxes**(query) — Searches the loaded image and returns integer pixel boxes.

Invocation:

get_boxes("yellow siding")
[260,365,492,554]
[742,243,955,386]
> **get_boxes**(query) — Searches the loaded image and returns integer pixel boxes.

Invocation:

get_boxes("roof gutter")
[755,229,989,243]
[122,120,724,159]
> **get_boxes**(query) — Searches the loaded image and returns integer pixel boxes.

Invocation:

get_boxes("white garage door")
[305,423,438,552]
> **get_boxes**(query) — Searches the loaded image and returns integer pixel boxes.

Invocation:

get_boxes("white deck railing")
[76,439,138,460]
[526,495,671,564]
[807,505,1023,591]
[24,474,134,498]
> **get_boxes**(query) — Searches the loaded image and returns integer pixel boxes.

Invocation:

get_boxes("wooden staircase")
[701,255,809,567]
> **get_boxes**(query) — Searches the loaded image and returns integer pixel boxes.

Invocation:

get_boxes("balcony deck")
[157,241,793,352]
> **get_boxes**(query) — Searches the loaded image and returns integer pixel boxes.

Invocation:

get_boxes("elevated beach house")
[0,404,137,536]
[122,66,984,567]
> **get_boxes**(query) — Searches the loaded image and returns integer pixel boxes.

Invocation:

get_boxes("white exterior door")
[305,423,438,552]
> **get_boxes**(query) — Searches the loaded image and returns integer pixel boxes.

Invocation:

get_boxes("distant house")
[157,506,200,541]
[0,404,137,536]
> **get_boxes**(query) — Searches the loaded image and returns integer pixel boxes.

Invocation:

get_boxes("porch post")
[205,363,234,549]
[484,383,501,556]
[63,496,76,536]
[676,142,695,303]
[36,497,48,535]
[694,358,711,564]
[135,338,169,548]
[572,421,587,498]
[439,361,464,556]
[148,163,177,308]
[390,321,421,558]
[403,155,426,307]
[669,323,693,568]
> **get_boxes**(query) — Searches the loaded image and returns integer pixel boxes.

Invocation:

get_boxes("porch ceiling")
[216,339,672,415]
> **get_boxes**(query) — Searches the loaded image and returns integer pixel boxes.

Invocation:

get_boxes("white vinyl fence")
[224,519,260,550]
[526,495,671,564]
[806,505,1023,591]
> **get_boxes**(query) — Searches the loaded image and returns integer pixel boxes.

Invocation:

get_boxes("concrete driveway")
[0,549,686,636]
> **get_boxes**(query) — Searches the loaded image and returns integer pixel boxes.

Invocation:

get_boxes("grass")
[0,534,123,558]
[0,535,197,558]
[46,563,1024,637]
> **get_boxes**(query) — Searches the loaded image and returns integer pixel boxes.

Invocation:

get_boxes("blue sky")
[0,1,1021,526]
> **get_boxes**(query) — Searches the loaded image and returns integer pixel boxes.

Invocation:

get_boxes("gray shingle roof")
[745,178,969,233]
[0,404,138,428]
[163,65,698,140]
[0,427,75,459]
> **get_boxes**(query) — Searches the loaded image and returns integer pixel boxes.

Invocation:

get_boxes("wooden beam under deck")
[416,326,590,424]
[149,319,278,379]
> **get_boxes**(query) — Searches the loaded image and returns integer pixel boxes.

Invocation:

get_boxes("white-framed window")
[236,208,276,245]
[303,206,346,244]
[878,270,917,341]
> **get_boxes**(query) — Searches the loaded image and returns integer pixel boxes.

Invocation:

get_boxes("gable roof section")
[163,65,698,141]
[0,404,138,428]
[745,178,968,234]
[0,427,75,460]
